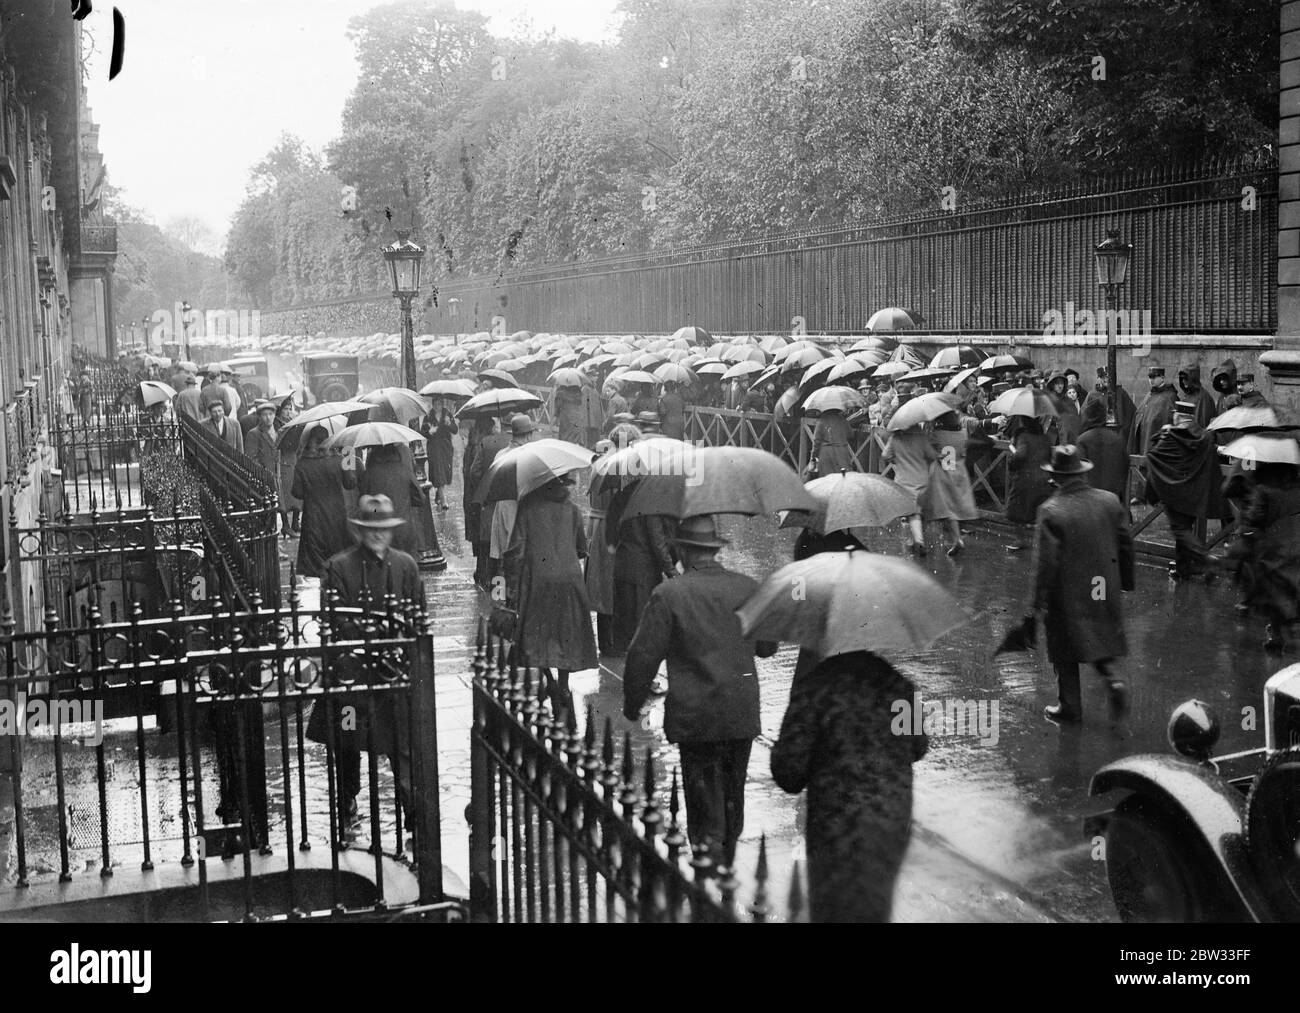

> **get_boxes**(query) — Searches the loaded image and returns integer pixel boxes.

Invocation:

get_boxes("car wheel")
[321,381,352,403]
[1105,794,1239,923]
[1244,747,1300,921]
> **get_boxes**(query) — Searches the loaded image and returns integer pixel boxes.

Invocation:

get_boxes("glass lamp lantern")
[384,230,424,298]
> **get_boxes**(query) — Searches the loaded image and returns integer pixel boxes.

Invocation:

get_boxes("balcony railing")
[78,222,118,257]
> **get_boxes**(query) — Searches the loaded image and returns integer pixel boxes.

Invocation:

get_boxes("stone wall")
[1267,0,1300,406]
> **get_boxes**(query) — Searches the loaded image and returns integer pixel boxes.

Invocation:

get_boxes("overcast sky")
[83,0,622,255]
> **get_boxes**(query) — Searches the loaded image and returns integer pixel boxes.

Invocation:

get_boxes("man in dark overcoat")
[1032,446,1134,724]
[609,496,677,655]
[243,400,279,473]
[1145,401,1221,581]
[623,515,778,866]
[1128,366,1177,458]
[307,494,425,828]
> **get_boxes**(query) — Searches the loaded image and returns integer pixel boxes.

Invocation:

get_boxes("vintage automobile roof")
[301,351,358,360]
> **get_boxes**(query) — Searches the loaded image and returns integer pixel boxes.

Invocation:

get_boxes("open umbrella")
[457,387,543,419]
[632,352,667,371]
[1220,434,1300,466]
[722,360,765,381]
[798,357,844,392]
[987,387,1057,419]
[802,386,865,416]
[898,366,955,385]
[1207,405,1300,432]
[137,381,176,407]
[848,336,896,354]
[695,361,730,377]
[779,472,918,532]
[359,387,429,425]
[825,359,872,386]
[866,308,917,332]
[736,550,969,658]
[929,346,983,370]
[477,368,516,387]
[872,361,912,380]
[476,438,596,503]
[887,391,961,432]
[277,400,374,452]
[980,353,1034,373]
[620,446,817,520]
[549,368,586,387]
[772,385,802,422]
[324,421,425,452]
[887,343,927,368]
[419,378,477,399]
[654,362,698,386]
[759,335,790,354]
[672,325,712,346]
[588,437,694,497]
[616,370,660,386]
[944,366,981,394]
[781,346,833,373]
[278,413,346,451]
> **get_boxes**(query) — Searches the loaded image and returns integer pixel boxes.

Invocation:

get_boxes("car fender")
[1090,753,1270,921]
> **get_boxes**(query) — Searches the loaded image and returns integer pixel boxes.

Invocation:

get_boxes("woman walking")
[1004,416,1053,550]
[883,407,937,555]
[808,407,856,478]
[771,650,928,922]
[275,398,301,535]
[928,410,979,556]
[290,425,351,579]
[422,402,458,510]
[504,475,598,712]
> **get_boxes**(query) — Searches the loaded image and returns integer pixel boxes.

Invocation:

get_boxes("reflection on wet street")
[6,444,1283,923]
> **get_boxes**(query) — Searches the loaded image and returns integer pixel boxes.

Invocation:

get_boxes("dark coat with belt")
[306,543,424,755]
[504,487,597,672]
[1075,396,1128,509]
[623,558,777,742]
[770,651,926,922]
[245,424,279,474]
[291,450,351,578]
[1032,478,1134,664]
[611,504,677,650]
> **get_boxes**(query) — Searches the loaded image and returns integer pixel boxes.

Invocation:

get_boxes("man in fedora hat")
[307,494,425,828]
[1029,445,1134,724]
[623,515,778,866]
[174,370,204,421]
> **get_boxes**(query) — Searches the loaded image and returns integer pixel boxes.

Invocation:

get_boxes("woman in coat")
[353,443,441,564]
[505,475,598,710]
[1075,394,1128,515]
[771,650,928,922]
[1229,462,1300,652]
[422,403,458,510]
[554,385,585,444]
[1004,416,1053,549]
[928,410,979,556]
[882,412,937,554]
[275,399,301,534]
[809,408,856,478]
[586,440,619,653]
[290,425,351,578]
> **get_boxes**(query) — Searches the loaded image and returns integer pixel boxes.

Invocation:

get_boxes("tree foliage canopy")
[222,0,1277,307]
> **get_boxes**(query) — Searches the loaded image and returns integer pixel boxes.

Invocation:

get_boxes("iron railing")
[0,582,458,922]
[468,624,801,923]
[4,384,38,489]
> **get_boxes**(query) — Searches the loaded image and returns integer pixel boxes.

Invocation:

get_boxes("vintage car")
[224,354,273,403]
[302,352,359,405]
[1086,663,1300,922]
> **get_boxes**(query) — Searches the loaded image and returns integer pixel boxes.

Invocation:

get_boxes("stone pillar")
[1264,0,1300,406]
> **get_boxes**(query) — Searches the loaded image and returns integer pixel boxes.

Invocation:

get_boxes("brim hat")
[510,413,538,436]
[255,399,275,412]
[349,494,407,529]
[1148,366,1165,377]
[1041,445,1094,475]
[636,411,662,428]
[670,514,729,549]
[1173,400,1197,414]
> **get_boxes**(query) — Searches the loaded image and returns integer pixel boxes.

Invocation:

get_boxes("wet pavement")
[3,426,1285,922]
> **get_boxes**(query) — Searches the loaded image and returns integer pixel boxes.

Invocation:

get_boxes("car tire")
[1243,747,1300,921]
[1105,794,1241,923]
[320,381,352,403]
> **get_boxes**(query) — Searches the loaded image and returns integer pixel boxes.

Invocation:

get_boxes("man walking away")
[1032,446,1134,724]
[1076,393,1129,518]
[623,515,778,867]
[1145,400,1221,582]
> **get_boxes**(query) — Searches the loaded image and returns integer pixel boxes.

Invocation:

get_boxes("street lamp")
[180,301,193,361]
[383,229,425,390]
[140,316,151,354]
[1094,230,1132,428]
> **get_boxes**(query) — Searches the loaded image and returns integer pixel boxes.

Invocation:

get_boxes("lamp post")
[140,316,152,355]
[180,301,193,362]
[383,229,425,390]
[1094,230,1133,428]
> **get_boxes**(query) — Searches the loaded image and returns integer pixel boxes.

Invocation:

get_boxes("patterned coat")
[770,651,926,922]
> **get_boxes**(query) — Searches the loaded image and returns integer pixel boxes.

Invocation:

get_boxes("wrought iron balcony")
[78,221,118,256]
